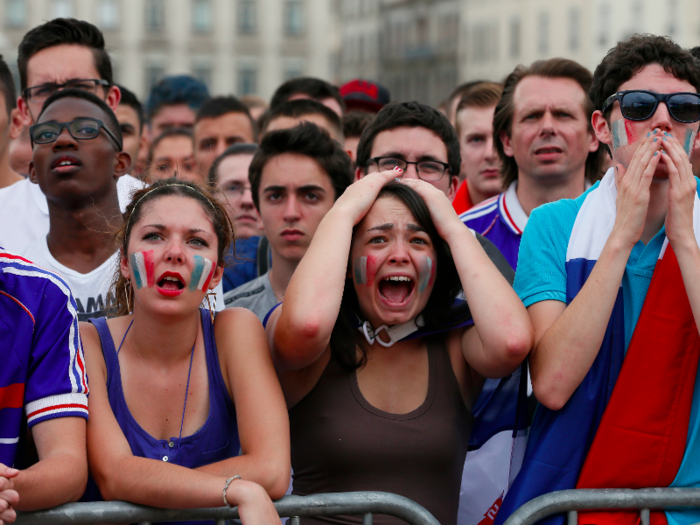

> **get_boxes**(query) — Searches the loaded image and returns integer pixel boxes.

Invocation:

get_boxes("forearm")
[531,234,632,409]
[274,208,354,367]
[14,452,86,511]
[448,226,533,372]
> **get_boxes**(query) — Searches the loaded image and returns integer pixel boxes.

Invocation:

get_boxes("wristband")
[222,475,241,508]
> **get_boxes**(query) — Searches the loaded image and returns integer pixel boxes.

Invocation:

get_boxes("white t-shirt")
[0,175,145,253]
[22,236,120,321]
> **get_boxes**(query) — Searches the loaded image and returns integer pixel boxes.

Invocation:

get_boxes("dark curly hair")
[111,178,234,316]
[330,182,469,372]
[591,34,700,118]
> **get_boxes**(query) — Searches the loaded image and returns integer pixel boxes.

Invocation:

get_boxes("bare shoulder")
[79,321,107,377]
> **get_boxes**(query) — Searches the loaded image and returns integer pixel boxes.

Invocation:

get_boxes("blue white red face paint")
[611,119,636,150]
[190,255,216,292]
[353,255,377,286]
[418,256,435,292]
[684,129,696,157]
[130,250,155,289]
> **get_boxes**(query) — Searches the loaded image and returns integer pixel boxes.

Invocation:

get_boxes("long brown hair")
[111,178,234,317]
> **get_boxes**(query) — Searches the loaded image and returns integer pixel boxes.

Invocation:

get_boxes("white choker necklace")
[358,316,425,347]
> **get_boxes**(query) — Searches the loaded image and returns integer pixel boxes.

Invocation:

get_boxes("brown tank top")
[289,336,473,525]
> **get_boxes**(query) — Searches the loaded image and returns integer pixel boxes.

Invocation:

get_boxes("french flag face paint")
[130,250,156,289]
[353,255,377,285]
[684,129,696,157]
[190,255,216,292]
[418,256,435,292]
[611,119,635,150]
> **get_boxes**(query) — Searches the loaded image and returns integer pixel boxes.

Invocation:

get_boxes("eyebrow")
[367,223,393,232]
[407,224,426,232]
[262,184,327,193]
[139,224,212,235]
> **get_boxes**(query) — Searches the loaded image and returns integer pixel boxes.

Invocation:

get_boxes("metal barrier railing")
[502,488,700,525]
[15,491,441,525]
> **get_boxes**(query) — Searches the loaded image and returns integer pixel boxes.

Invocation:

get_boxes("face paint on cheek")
[611,119,630,150]
[190,255,216,292]
[418,257,434,292]
[684,129,696,157]
[353,255,377,285]
[130,250,155,289]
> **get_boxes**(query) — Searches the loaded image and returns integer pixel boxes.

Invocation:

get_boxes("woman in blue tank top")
[80,179,290,524]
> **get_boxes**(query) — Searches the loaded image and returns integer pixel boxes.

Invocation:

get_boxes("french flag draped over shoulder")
[495,170,700,525]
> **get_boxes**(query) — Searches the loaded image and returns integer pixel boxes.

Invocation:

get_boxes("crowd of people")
[2,15,700,525]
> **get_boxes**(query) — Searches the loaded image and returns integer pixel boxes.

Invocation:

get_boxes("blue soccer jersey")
[0,249,88,467]
[459,182,528,270]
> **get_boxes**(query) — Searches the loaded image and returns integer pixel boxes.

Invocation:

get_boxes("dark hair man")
[452,81,504,214]
[147,127,196,182]
[688,46,700,178]
[115,84,146,178]
[144,75,210,141]
[209,143,263,293]
[342,110,373,162]
[193,96,256,178]
[460,58,603,270]
[355,101,459,200]
[0,18,143,254]
[21,89,130,320]
[262,99,343,143]
[270,77,344,117]
[496,35,700,525]
[0,55,23,188]
[0,247,88,514]
[224,123,352,320]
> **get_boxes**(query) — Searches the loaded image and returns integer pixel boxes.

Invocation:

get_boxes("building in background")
[337,0,700,107]
[0,0,338,102]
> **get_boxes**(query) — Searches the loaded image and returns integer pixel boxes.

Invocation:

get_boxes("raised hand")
[333,168,402,226]
[611,128,663,249]
[0,464,19,525]
[659,131,698,249]
[395,177,465,241]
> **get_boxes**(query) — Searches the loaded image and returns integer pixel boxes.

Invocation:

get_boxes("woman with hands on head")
[267,168,533,525]
[80,179,289,525]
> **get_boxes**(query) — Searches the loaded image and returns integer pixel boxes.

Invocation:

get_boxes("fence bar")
[363,512,374,525]
[640,508,650,525]
[15,492,440,525]
[290,517,300,525]
[504,488,700,525]
[567,510,577,525]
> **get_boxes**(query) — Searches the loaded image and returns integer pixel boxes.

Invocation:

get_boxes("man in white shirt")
[22,89,130,320]
[0,18,142,253]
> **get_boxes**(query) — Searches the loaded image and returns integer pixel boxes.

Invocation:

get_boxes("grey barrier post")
[502,488,700,525]
[15,491,441,525]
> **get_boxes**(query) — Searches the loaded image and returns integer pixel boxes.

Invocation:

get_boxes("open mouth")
[535,147,562,155]
[157,273,185,295]
[51,155,83,172]
[378,276,415,305]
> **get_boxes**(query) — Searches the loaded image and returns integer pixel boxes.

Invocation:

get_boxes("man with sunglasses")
[0,18,142,254]
[20,89,130,321]
[494,35,700,525]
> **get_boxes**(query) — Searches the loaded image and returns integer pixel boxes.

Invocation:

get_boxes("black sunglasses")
[29,118,122,150]
[602,90,700,123]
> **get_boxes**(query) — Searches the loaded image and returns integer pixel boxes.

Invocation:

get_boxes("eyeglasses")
[367,157,450,181]
[222,182,253,199]
[602,90,700,123]
[30,118,122,150]
[23,79,110,104]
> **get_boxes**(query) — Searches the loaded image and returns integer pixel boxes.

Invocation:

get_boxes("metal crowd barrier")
[15,491,441,525]
[502,488,700,525]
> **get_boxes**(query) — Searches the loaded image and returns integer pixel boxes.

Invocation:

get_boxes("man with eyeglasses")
[494,35,700,525]
[0,18,143,254]
[460,58,603,271]
[20,89,130,321]
[209,143,263,293]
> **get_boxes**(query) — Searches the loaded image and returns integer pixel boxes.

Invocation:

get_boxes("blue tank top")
[83,309,240,514]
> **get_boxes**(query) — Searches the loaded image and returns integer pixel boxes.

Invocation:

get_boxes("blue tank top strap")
[88,317,119,387]
[199,309,236,414]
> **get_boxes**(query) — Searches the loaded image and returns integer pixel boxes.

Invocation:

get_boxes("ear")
[27,160,37,184]
[114,151,132,179]
[16,97,32,125]
[355,166,364,182]
[120,252,131,281]
[208,264,225,290]
[591,110,612,149]
[106,85,121,112]
[499,130,515,157]
[447,175,458,201]
[9,108,23,140]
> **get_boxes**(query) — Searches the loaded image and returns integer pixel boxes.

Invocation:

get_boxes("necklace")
[357,315,425,347]
[114,320,196,466]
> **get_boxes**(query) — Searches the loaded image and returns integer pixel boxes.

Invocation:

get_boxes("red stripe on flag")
[0,383,25,410]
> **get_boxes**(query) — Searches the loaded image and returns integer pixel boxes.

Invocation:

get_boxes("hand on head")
[334,167,403,225]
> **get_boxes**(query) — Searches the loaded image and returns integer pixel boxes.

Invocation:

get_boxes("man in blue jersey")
[460,58,604,269]
[0,248,89,518]
[496,35,700,525]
